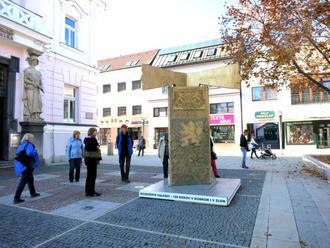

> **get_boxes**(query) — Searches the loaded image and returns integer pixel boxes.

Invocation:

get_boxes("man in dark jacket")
[240,129,249,169]
[116,124,133,183]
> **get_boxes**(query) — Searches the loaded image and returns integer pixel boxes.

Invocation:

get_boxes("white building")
[241,79,330,152]
[0,0,108,164]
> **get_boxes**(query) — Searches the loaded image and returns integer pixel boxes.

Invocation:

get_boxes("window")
[162,86,168,94]
[99,64,111,72]
[194,50,203,58]
[286,122,314,145]
[167,54,177,63]
[207,48,217,56]
[118,106,126,116]
[65,17,76,48]
[211,125,235,143]
[291,80,330,105]
[132,80,141,90]
[132,105,142,115]
[117,82,126,92]
[252,86,277,101]
[103,84,111,94]
[153,107,168,117]
[180,53,190,60]
[126,60,139,67]
[210,102,234,114]
[64,85,76,122]
[103,108,111,117]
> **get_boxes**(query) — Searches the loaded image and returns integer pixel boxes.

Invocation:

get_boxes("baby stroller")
[259,143,277,160]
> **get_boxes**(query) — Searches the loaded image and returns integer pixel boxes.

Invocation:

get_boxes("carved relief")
[173,89,206,110]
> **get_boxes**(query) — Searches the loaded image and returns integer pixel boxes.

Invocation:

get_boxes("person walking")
[137,136,146,156]
[250,133,259,159]
[13,133,40,204]
[158,133,169,178]
[66,130,84,182]
[116,124,133,183]
[84,128,102,196]
[210,137,220,178]
[240,129,249,169]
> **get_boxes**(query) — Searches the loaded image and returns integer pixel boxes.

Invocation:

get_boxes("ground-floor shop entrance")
[248,123,280,149]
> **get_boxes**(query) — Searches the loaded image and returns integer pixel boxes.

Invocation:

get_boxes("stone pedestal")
[20,121,46,164]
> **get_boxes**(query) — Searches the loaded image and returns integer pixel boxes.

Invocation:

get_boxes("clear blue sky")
[96,0,232,59]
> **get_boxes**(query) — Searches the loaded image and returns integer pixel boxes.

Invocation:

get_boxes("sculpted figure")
[23,55,44,120]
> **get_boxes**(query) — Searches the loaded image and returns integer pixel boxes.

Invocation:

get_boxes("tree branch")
[292,60,330,92]
[306,36,330,65]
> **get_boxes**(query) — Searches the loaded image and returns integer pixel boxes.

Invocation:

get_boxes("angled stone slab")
[139,178,241,206]
[51,199,120,220]
[0,191,50,205]
[33,174,60,181]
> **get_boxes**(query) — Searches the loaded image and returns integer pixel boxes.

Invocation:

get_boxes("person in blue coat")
[116,124,133,183]
[66,130,84,182]
[14,133,40,204]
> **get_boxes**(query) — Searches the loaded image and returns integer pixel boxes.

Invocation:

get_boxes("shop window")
[286,122,314,145]
[132,80,141,90]
[65,17,76,48]
[211,125,235,143]
[103,107,111,117]
[210,102,234,114]
[103,84,111,94]
[118,106,126,116]
[117,82,126,92]
[64,85,76,122]
[132,105,142,115]
[252,86,277,101]
[153,107,168,117]
[317,122,330,148]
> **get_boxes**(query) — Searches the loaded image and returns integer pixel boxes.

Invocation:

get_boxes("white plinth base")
[139,178,241,206]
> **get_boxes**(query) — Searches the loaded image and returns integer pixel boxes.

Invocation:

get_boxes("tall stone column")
[168,86,212,186]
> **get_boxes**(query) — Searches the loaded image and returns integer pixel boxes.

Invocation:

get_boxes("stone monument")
[20,49,46,161]
[139,64,242,206]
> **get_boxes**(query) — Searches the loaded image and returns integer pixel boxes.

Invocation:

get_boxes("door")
[0,64,8,160]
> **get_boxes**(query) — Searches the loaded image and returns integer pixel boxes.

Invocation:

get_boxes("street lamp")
[278,111,283,155]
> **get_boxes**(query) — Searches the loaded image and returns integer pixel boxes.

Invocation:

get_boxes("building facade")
[97,40,242,149]
[0,0,108,164]
[149,39,242,148]
[241,80,330,152]
[97,50,159,147]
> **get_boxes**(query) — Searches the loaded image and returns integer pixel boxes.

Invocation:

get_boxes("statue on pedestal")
[23,54,44,121]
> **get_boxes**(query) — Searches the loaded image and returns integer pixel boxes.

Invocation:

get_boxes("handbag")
[85,149,102,160]
[15,143,34,167]
[211,151,218,160]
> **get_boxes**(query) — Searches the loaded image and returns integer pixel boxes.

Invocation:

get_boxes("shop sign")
[209,114,235,125]
[255,111,275,119]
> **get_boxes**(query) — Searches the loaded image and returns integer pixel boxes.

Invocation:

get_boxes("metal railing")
[0,0,44,34]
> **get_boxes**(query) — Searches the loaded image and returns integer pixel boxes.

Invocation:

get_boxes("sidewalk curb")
[302,155,330,183]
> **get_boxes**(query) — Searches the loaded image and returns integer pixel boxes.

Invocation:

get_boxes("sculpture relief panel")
[168,86,212,186]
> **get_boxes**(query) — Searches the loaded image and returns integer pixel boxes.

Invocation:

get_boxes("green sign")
[255,111,275,119]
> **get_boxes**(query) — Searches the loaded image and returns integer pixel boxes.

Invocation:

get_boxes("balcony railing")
[0,0,45,34]
[291,92,330,105]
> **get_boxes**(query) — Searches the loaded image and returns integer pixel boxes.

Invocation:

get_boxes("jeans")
[14,167,36,200]
[241,147,247,168]
[69,158,81,182]
[211,159,219,177]
[138,148,144,156]
[85,159,97,194]
[119,155,131,179]
[163,155,169,178]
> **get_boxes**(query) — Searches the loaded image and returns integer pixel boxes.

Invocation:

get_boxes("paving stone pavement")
[0,155,329,247]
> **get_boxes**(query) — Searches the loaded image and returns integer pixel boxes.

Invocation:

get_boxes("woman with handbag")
[210,136,220,178]
[13,133,40,204]
[84,128,102,197]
